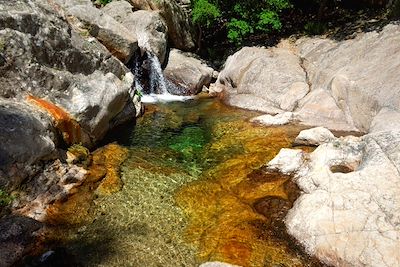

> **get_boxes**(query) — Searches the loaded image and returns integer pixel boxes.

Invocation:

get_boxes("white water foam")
[141,94,195,103]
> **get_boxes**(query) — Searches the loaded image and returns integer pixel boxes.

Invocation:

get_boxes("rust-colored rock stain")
[27,95,83,145]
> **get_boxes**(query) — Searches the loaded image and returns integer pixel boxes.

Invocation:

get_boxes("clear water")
[40,99,323,267]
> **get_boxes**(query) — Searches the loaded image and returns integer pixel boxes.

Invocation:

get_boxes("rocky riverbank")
[211,22,400,267]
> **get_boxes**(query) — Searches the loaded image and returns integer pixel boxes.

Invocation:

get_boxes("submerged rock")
[164,49,214,95]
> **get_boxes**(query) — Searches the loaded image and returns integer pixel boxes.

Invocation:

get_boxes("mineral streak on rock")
[27,95,84,145]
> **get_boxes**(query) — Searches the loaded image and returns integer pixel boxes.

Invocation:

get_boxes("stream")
[28,98,323,267]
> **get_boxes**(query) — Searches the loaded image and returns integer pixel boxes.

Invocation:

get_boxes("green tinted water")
[51,99,321,267]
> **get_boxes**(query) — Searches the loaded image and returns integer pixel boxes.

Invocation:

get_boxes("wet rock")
[268,130,400,266]
[0,215,43,267]
[15,160,87,222]
[294,127,336,146]
[127,0,197,51]
[164,49,214,95]
[103,1,168,64]
[250,112,294,126]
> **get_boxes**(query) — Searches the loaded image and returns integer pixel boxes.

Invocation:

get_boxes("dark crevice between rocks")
[252,169,328,267]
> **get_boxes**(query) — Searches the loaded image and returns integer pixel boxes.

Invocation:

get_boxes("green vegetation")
[191,0,291,43]
[304,21,328,35]
[0,189,13,207]
[93,0,112,6]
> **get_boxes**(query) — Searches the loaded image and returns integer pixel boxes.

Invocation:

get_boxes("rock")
[295,89,357,132]
[64,3,138,63]
[0,99,57,190]
[15,160,87,222]
[0,0,141,146]
[218,24,400,133]
[164,49,214,95]
[199,262,242,267]
[250,112,294,126]
[294,127,335,146]
[0,215,43,267]
[266,149,305,175]
[103,1,168,64]
[216,46,309,113]
[296,24,400,132]
[127,0,197,51]
[267,130,400,266]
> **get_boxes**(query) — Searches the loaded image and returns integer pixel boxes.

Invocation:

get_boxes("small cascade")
[129,50,194,103]
[147,52,168,95]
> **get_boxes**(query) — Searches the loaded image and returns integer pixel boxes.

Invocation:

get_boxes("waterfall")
[130,50,194,103]
[147,52,168,95]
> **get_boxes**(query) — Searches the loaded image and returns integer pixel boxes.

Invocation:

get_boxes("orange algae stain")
[46,144,128,225]
[175,118,319,266]
[95,143,129,196]
[27,95,83,145]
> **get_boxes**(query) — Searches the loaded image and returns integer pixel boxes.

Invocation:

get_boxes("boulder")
[217,24,400,133]
[127,0,197,51]
[0,215,43,267]
[103,1,168,64]
[0,100,57,190]
[293,127,335,146]
[0,0,141,146]
[267,131,400,267]
[215,45,309,114]
[61,2,138,63]
[296,24,400,132]
[0,0,141,189]
[164,49,214,95]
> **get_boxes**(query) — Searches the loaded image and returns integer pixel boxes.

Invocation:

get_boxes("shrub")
[192,0,221,27]
[191,0,291,44]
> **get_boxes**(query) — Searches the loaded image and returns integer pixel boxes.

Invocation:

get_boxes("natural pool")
[36,99,324,267]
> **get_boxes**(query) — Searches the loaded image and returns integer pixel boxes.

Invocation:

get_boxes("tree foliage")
[191,0,291,43]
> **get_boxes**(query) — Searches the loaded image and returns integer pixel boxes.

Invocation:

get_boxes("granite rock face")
[0,0,141,189]
[216,24,400,133]
[103,1,168,64]
[215,45,309,115]
[127,0,197,51]
[266,130,400,267]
